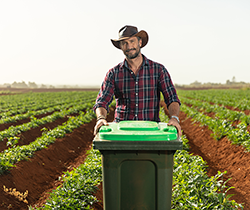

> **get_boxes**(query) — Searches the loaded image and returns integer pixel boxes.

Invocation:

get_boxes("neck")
[126,53,143,73]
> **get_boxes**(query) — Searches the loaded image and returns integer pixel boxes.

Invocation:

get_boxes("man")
[93,25,181,136]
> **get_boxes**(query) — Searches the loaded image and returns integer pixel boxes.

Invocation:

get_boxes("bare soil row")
[180,111,250,208]
[0,117,98,210]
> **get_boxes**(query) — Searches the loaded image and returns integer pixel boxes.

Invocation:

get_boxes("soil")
[180,112,250,208]
[0,98,250,209]
[0,115,68,152]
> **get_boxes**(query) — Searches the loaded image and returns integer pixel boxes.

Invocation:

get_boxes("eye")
[120,41,126,46]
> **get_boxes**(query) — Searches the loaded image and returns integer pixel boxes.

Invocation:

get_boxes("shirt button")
[135,114,137,117]
[136,104,138,106]
[136,82,138,84]
[136,93,138,95]
[131,72,133,74]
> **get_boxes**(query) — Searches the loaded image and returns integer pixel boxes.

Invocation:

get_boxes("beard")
[124,46,141,59]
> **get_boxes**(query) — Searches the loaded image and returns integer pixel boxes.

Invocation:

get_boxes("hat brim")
[111,30,148,49]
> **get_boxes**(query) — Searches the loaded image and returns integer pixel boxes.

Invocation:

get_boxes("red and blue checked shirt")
[93,55,181,122]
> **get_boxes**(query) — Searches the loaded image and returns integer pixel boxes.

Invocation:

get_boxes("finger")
[167,121,182,137]
[94,123,102,135]
[94,125,98,136]
[103,121,109,126]
[178,129,182,137]
[94,120,108,135]
[176,125,182,137]
[94,122,102,135]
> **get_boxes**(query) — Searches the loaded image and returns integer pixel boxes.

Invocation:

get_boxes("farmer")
[93,25,181,136]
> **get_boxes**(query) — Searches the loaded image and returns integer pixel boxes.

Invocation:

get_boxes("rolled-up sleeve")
[93,69,115,113]
[158,66,181,108]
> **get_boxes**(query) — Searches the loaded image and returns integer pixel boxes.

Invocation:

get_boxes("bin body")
[93,121,182,210]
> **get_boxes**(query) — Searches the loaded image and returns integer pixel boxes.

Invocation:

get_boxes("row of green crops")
[180,96,250,125]
[0,91,97,117]
[0,91,100,175]
[31,148,102,210]
[0,101,95,145]
[32,108,243,209]
[0,95,95,124]
[172,146,242,209]
[179,98,250,151]
[0,108,96,175]
[0,91,98,147]
[161,108,243,209]
[178,89,250,111]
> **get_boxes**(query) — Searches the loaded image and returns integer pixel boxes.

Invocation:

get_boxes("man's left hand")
[167,118,182,137]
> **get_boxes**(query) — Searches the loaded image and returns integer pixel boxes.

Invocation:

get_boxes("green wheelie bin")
[93,120,182,210]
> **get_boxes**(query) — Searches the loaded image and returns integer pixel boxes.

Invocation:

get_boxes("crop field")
[0,88,249,209]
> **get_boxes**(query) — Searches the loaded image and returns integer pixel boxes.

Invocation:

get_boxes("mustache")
[126,48,136,53]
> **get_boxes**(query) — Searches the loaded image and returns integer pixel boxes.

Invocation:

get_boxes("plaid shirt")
[93,55,180,122]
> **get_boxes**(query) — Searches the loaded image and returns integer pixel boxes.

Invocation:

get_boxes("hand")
[167,118,182,137]
[94,119,109,136]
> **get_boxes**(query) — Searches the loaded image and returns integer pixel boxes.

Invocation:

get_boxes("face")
[120,36,142,60]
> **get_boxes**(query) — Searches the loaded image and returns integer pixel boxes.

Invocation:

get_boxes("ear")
[139,38,142,47]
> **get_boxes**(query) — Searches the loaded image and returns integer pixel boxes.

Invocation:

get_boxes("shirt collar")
[121,54,149,69]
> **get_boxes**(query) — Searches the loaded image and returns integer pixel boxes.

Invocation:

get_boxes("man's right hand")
[94,119,109,136]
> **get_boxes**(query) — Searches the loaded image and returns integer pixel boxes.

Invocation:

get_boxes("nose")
[125,42,134,50]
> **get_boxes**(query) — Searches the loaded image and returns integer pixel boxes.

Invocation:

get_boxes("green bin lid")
[98,121,177,141]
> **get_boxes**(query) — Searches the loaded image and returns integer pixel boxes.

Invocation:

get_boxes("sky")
[0,0,250,87]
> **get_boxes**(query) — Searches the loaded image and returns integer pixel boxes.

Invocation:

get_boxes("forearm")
[167,102,182,136]
[94,107,108,136]
[168,102,180,117]
[95,107,108,119]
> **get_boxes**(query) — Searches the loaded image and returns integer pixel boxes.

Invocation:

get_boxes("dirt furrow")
[0,117,69,152]
[179,111,250,208]
[0,118,96,210]
[0,106,116,210]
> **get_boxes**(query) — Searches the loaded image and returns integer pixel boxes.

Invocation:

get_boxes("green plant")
[32,148,102,210]
[0,108,96,175]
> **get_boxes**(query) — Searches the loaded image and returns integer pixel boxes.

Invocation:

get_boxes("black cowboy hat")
[111,25,149,49]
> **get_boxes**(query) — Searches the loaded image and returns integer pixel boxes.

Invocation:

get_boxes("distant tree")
[12,81,18,88]
[40,84,47,89]
[226,79,231,85]
[190,80,202,86]
[12,81,29,88]
[28,82,38,89]
[232,76,236,83]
